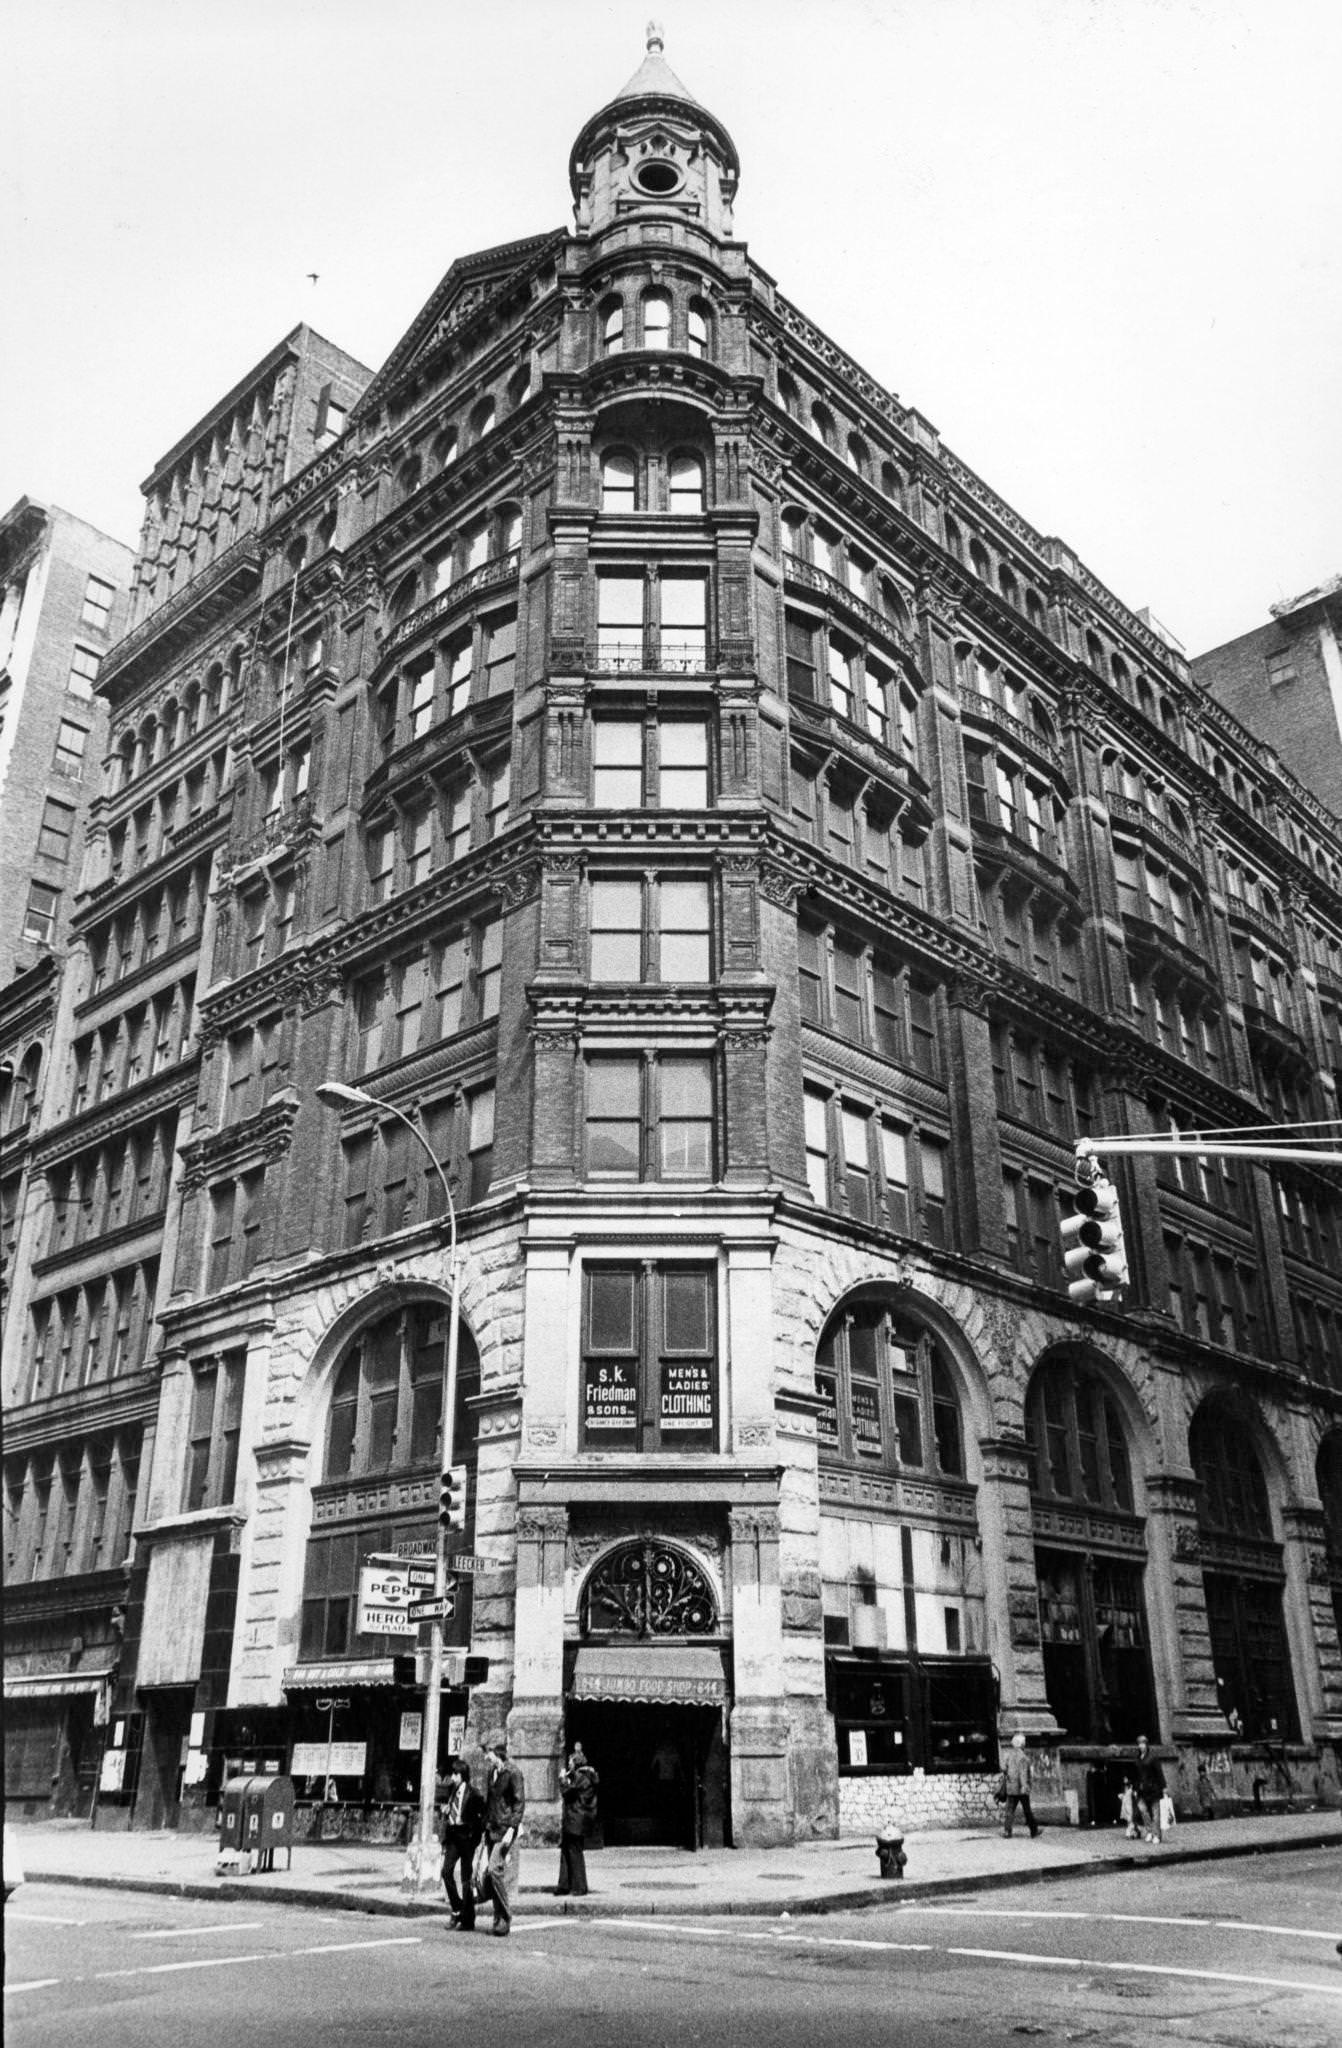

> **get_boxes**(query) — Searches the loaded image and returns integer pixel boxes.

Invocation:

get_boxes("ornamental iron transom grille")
[582,1540,718,1638]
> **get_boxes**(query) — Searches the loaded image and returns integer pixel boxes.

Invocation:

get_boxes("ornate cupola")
[569,21,740,240]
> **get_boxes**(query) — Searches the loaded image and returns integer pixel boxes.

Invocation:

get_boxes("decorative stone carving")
[499,862,541,911]
[758,859,804,909]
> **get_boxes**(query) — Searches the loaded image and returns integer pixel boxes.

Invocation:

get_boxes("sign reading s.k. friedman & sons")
[583,1360,638,1433]
[659,1359,713,1431]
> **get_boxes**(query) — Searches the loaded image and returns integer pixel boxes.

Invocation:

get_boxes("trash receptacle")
[217,1775,253,1869]
[875,1831,906,1879]
[241,1774,295,1872]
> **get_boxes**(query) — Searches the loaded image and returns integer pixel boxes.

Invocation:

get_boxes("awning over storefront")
[282,1660,398,1691]
[568,1645,729,1706]
[4,1664,116,1700]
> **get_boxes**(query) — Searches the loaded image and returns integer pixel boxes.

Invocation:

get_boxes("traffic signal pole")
[1078,1138,1342,1166]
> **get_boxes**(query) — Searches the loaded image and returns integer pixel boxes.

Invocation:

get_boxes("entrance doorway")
[566,1702,727,1848]
[136,1687,195,1828]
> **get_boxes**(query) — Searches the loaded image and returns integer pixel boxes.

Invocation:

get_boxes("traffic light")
[1061,1175,1129,1304]
[463,1655,491,1688]
[438,1463,468,1532]
[392,1653,420,1688]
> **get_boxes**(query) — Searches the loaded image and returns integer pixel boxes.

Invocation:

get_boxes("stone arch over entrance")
[565,1537,729,1850]
[1188,1389,1296,1740]
[1024,1342,1158,1747]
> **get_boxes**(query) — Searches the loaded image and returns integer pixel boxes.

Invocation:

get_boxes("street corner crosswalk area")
[5,1846,1341,2048]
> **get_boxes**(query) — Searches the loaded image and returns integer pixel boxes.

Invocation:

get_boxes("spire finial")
[646,20,664,54]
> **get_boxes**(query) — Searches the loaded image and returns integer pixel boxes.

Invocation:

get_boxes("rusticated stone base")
[787,1695,840,1839]
[729,1700,793,1846]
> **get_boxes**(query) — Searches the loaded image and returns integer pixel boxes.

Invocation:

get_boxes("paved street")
[7,1850,1340,2048]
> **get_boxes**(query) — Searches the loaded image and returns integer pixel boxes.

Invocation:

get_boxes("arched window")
[388,570,419,625]
[497,503,523,555]
[397,456,421,502]
[11,1046,43,1131]
[810,402,835,447]
[667,450,704,514]
[119,734,136,787]
[434,428,459,471]
[847,434,869,476]
[1025,589,1045,629]
[642,291,671,349]
[687,299,710,358]
[1190,1399,1295,1739]
[1189,1404,1271,1539]
[1026,1356,1134,1512]
[968,539,990,582]
[470,397,496,443]
[879,578,910,635]
[601,450,637,512]
[998,565,1019,609]
[581,1540,718,1638]
[323,1300,479,1482]
[880,460,903,504]
[943,515,964,563]
[815,1300,964,1478]
[602,300,625,355]
[777,372,800,417]
[506,363,532,410]
[1085,631,1104,672]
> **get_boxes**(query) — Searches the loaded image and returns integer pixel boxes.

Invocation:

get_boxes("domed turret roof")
[570,22,739,186]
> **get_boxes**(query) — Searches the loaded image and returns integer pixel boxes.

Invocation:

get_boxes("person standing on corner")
[439,1757,485,1931]
[556,1742,599,1897]
[480,1728,526,1936]
[1134,1734,1166,1844]
[1001,1733,1040,1839]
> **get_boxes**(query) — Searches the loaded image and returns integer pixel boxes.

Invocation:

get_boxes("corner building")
[7,34,1342,1843]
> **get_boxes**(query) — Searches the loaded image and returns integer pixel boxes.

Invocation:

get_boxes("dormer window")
[642,291,671,349]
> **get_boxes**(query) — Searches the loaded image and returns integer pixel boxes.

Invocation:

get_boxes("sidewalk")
[15,1808,1339,1921]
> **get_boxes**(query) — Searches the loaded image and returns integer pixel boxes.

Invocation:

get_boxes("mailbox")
[240,1774,296,1872]
[216,1775,253,1869]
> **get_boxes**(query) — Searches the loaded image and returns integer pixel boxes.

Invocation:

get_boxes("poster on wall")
[291,1741,367,1779]
[814,1371,839,1448]
[399,1713,422,1752]
[850,1378,883,1453]
[99,1748,127,1793]
[660,1358,713,1431]
[583,1360,638,1434]
[847,1730,868,1768]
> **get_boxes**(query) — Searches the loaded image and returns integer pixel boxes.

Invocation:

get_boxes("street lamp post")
[316,1080,460,1895]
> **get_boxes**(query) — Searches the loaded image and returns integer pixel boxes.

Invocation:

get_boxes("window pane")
[659,720,708,807]
[591,879,643,980]
[598,575,644,625]
[594,719,644,804]
[658,878,710,980]
[663,1267,711,1352]
[659,1056,712,1177]
[588,1057,642,1175]
[602,453,636,510]
[589,1269,636,1350]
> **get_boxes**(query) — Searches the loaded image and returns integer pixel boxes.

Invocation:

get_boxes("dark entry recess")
[565,1701,726,1848]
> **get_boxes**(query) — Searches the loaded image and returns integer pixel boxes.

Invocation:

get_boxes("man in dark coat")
[555,1743,599,1897]
[439,1757,485,1931]
[480,1728,526,1936]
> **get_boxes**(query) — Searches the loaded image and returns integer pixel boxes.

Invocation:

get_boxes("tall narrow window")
[657,878,711,980]
[602,452,637,511]
[658,721,708,806]
[642,291,671,348]
[668,452,704,513]
[597,574,644,669]
[658,1058,713,1177]
[659,575,707,669]
[594,720,644,806]
[590,879,643,980]
[687,301,709,358]
[603,301,624,355]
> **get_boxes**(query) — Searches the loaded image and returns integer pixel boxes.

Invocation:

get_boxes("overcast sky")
[5,0,1338,655]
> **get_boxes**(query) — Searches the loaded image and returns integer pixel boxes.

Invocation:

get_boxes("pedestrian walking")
[1133,1735,1166,1844]
[439,1757,485,1931]
[480,1728,526,1936]
[556,1743,599,1897]
[1000,1733,1040,1839]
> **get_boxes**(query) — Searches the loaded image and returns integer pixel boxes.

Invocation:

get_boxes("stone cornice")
[765,823,996,981]
[30,1062,197,1173]
[2,1368,160,1453]
[179,1095,299,1190]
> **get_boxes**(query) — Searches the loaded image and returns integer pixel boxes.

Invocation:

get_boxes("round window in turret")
[632,157,684,197]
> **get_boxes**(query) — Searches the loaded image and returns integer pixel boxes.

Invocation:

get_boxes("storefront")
[565,1643,731,1847]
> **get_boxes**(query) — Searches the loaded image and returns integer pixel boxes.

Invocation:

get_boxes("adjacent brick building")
[1193,574,1342,823]
[5,34,1341,1843]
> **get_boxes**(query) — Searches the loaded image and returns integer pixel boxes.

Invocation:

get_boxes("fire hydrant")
[875,1831,907,1879]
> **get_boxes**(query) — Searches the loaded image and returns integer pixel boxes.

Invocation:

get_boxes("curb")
[27,1828,1339,1923]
